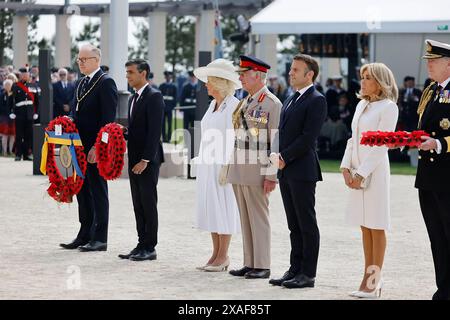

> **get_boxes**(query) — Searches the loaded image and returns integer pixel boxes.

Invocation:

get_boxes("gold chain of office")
[76,74,106,110]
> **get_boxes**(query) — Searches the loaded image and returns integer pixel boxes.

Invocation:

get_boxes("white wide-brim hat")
[194,58,242,89]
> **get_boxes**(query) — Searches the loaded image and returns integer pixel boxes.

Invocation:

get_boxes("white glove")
[9,113,16,120]
[33,113,38,120]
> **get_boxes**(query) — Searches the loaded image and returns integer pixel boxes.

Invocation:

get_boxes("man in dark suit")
[159,71,177,142]
[398,76,422,131]
[53,68,75,118]
[269,54,327,289]
[60,44,118,252]
[118,59,164,261]
[179,70,197,130]
[416,39,450,300]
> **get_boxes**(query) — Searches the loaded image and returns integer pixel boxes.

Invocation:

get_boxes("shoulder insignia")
[258,93,266,103]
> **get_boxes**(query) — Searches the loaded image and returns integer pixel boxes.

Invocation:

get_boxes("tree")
[131,16,195,73]
[129,19,148,60]
[165,16,195,72]
[0,6,14,66]
[221,14,247,63]
[75,20,100,46]
[0,0,40,66]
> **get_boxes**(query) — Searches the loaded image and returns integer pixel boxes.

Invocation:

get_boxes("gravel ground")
[0,157,435,300]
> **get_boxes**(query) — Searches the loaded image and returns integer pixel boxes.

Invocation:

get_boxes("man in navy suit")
[60,44,118,252]
[269,54,327,288]
[53,68,75,117]
[118,59,164,261]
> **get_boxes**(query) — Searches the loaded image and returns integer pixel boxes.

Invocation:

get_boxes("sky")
[34,0,162,47]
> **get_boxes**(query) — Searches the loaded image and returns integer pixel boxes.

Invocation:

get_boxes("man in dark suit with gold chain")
[416,39,450,300]
[60,44,118,252]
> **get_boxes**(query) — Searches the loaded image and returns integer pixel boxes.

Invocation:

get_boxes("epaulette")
[417,81,437,117]
[264,90,279,102]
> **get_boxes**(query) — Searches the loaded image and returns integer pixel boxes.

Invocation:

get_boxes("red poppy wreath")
[360,130,429,148]
[40,116,87,203]
[95,122,126,180]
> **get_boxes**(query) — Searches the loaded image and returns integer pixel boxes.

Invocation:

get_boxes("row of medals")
[243,109,268,137]
[438,90,450,104]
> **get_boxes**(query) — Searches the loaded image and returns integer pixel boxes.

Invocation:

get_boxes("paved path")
[0,157,435,299]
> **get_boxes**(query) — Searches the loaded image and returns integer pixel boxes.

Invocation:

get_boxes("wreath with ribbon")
[40,116,87,203]
[95,123,126,180]
[360,130,429,147]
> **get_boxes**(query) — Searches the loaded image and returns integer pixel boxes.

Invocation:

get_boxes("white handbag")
[350,168,372,189]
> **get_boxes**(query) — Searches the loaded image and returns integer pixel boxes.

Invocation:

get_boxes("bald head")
[77,44,101,75]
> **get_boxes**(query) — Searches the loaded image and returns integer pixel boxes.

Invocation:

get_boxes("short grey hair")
[79,44,102,58]
[257,71,267,83]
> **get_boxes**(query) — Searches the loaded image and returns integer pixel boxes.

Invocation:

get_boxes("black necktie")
[130,93,139,118]
[435,85,443,101]
[80,77,90,96]
[286,91,301,111]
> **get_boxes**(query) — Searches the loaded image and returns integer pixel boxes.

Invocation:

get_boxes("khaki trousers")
[232,184,270,269]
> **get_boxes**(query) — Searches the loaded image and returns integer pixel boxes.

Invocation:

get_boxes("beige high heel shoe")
[204,258,230,272]
[196,264,211,271]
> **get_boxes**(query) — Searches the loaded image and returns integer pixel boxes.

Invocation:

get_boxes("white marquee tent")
[250,0,450,86]
[250,0,450,34]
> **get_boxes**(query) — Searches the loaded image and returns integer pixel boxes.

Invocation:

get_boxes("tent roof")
[250,0,450,34]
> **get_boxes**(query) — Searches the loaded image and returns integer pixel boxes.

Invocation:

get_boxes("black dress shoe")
[60,239,89,250]
[79,241,107,252]
[269,270,296,286]
[14,156,21,161]
[130,249,157,261]
[23,156,33,161]
[118,247,140,259]
[282,274,315,289]
[229,266,253,277]
[244,268,270,279]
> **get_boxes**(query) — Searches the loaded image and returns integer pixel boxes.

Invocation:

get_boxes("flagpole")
[213,0,224,59]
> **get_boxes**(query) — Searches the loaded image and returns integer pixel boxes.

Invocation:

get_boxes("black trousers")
[183,109,195,131]
[76,162,109,243]
[162,110,173,142]
[419,189,450,299]
[14,118,33,157]
[280,178,319,278]
[129,163,160,251]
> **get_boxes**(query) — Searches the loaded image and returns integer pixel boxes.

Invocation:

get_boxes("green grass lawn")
[167,116,418,176]
[320,159,417,175]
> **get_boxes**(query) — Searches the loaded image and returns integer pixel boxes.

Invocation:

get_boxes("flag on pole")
[213,0,224,59]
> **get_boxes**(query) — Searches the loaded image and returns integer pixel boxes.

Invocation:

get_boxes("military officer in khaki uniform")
[415,39,450,300]
[228,55,282,279]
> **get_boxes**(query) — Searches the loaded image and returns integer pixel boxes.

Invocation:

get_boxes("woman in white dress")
[193,59,241,272]
[340,63,399,298]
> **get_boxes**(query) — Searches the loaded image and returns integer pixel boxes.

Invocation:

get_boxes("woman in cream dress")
[193,59,241,272]
[340,63,399,298]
